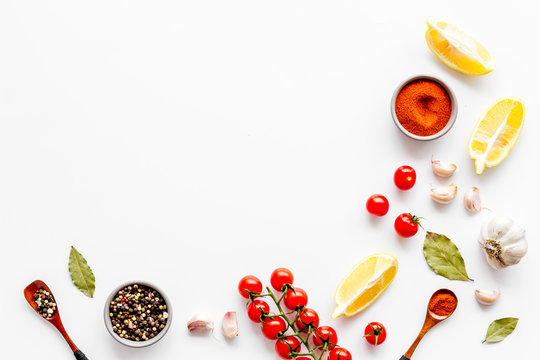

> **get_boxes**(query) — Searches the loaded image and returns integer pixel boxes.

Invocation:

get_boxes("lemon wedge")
[426,20,495,76]
[469,97,525,175]
[331,254,398,319]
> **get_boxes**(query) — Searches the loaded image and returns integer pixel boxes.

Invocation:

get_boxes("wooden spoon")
[24,280,89,360]
[399,289,458,360]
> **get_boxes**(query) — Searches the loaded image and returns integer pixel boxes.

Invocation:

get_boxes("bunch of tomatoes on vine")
[238,268,352,360]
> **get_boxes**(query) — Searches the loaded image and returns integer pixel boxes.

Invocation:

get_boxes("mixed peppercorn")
[34,289,57,318]
[109,284,168,342]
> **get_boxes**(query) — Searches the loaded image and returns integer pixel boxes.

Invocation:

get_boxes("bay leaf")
[423,231,472,281]
[483,317,519,343]
[69,246,96,297]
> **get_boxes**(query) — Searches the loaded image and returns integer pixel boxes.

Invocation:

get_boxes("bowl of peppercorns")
[104,281,173,348]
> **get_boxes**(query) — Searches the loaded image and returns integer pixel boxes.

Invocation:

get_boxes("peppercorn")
[109,284,168,341]
[34,289,57,318]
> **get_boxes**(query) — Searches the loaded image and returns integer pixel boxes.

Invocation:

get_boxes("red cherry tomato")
[364,322,387,345]
[312,326,338,350]
[284,287,308,310]
[262,316,287,340]
[270,268,294,291]
[247,299,269,322]
[328,347,352,360]
[295,308,319,332]
[238,275,263,298]
[394,165,416,190]
[275,336,301,359]
[366,194,390,216]
[394,213,422,237]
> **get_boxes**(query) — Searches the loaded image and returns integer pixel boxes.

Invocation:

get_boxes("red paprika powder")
[428,291,457,317]
[395,79,452,136]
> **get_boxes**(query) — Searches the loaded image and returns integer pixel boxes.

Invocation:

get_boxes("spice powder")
[395,79,452,136]
[428,292,457,317]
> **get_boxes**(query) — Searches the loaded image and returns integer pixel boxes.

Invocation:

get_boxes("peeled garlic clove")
[475,289,500,305]
[187,314,214,334]
[221,311,239,338]
[431,157,457,177]
[464,187,482,212]
[430,184,457,204]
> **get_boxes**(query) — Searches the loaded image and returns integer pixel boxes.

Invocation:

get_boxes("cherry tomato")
[275,336,301,359]
[394,165,416,190]
[312,326,338,350]
[247,299,269,322]
[238,275,263,298]
[364,322,387,345]
[366,194,390,216]
[295,308,319,332]
[328,347,352,360]
[284,287,308,310]
[262,316,287,340]
[394,213,422,237]
[271,268,294,291]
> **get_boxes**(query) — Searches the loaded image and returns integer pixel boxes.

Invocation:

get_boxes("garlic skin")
[475,289,500,305]
[430,184,457,204]
[221,312,239,338]
[431,157,457,177]
[187,314,214,334]
[478,215,527,269]
[464,187,482,212]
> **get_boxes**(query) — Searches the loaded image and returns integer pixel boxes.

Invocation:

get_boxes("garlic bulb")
[478,215,527,269]
[187,314,214,334]
[475,289,500,305]
[431,157,457,177]
[221,312,239,338]
[430,184,457,204]
[464,187,481,212]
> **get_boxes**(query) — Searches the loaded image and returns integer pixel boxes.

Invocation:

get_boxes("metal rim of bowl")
[390,74,458,141]
[103,280,173,348]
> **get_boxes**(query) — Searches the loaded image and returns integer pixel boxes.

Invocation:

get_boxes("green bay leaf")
[68,246,96,297]
[423,231,472,281]
[483,318,519,343]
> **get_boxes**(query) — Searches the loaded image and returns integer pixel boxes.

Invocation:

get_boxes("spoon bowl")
[24,280,89,360]
[400,289,457,360]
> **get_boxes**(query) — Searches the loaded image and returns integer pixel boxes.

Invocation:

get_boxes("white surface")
[0,1,538,359]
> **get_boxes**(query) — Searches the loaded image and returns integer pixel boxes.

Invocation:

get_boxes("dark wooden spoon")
[399,289,458,360]
[24,280,89,360]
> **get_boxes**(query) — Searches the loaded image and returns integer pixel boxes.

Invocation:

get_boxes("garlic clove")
[187,314,214,334]
[464,187,482,212]
[475,288,500,305]
[221,311,239,338]
[430,184,458,204]
[431,157,457,177]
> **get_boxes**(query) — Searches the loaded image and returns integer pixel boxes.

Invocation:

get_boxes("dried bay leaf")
[423,231,473,281]
[69,246,96,297]
[483,318,519,343]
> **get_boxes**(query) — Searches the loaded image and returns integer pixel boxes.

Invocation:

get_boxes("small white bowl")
[104,281,173,348]
[390,75,458,141]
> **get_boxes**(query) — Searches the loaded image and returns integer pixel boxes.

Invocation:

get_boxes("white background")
[0,1,537,359]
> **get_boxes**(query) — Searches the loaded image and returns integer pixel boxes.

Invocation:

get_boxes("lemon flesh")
[331,254,398,319]
[469,97,525,175]
[426,20,495,76]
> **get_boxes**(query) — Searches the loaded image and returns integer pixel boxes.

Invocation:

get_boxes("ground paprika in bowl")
[391,75,457,141]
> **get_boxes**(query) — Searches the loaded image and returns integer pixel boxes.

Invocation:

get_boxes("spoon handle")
[74,350,88,360]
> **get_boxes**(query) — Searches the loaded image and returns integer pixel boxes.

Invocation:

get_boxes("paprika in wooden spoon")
[399,289,458,360]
